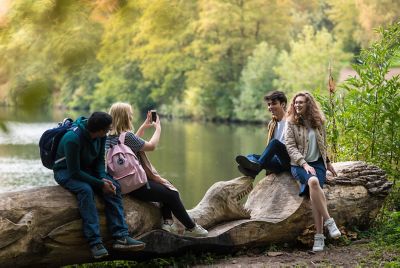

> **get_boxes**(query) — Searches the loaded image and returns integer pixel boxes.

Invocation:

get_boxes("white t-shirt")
[274,120,287,144]
[305,128,321,162]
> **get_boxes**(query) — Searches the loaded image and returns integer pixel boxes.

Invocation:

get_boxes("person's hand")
[303,163,316,175]
[153,114,161,129]
[140,111,153,129]
[102,178,116,195]
[327,162,337,177]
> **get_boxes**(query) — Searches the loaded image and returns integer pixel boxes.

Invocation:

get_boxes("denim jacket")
[285,121,328,168]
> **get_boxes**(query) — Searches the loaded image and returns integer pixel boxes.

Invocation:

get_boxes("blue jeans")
[291,157,326,197]
[54,169,129,246]
[247,139,290,174]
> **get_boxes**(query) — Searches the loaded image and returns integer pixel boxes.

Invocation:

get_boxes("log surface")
[0,161,392,267]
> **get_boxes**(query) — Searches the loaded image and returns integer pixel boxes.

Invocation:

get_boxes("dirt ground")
[194,241,398,267]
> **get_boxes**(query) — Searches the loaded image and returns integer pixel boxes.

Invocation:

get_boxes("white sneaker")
[312,234,325,252]
[161,222,178,234]
[324,218,341,238]
[183,224,208,237]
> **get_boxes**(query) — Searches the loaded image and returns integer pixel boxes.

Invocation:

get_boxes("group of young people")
[52,90,340,259]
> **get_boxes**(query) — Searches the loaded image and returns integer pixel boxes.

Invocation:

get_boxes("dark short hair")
[87,112,112,132]
[264,91,287,104]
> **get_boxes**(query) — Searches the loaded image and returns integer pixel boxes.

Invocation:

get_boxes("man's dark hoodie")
[53,117,106,188]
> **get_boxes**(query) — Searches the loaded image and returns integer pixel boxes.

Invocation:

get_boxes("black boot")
[238,165,258,179]
[235,155,261,172]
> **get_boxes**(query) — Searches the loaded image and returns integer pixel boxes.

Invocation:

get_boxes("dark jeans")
[247,139,290,174]
[54,169,129,246]
[130,180,195,229]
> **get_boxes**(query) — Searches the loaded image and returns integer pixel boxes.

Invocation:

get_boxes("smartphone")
[151,110,157,122]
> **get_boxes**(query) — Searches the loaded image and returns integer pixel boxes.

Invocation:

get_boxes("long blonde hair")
[108,102,134,135]
[287,92,325,129]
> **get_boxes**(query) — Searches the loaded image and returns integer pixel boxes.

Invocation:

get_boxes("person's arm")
[140,114,161,151]
[284,123,307,167]
[64,136,104,189]
[94,137,108,179]
[136,111,152,138]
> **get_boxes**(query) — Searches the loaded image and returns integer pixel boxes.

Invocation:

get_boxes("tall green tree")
[234,42,278,121]
[274,26,351,94]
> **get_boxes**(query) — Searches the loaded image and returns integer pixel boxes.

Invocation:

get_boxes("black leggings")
[130,180,195,229]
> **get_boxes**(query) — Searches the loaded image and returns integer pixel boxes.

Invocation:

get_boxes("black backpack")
[39,118,80,169]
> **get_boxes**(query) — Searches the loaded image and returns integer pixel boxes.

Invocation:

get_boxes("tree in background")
[274,26,351,95]
[0,0,398,122]
[0,0,102,111]
[234,42,278,121]
[328,0,400,53]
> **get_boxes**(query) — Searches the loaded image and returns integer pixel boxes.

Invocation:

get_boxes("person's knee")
[77,184,95,200]
[308,177,320,189]
[163,189,180,203]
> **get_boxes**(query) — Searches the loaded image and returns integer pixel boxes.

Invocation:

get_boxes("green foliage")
[0,0,397,121]
[234,42,278,121]
[323,23,400,178]
[274,26,351,95]
[318,24,400,264]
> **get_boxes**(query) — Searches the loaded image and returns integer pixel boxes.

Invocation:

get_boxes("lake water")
[0,108,269,208]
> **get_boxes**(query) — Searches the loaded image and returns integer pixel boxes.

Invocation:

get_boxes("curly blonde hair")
[287,92,325,128]
[108,102,134,135]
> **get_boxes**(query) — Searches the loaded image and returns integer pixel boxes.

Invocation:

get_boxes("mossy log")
[0,161,392,267]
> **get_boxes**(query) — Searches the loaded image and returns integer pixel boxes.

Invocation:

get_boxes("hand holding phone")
[151,110,157,122]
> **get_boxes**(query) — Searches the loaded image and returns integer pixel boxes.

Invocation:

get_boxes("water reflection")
[0,112,270,208]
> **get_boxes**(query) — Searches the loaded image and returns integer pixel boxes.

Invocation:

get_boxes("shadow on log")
[0,161,392,267]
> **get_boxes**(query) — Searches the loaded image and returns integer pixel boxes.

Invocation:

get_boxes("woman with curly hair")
[285,92,340,252]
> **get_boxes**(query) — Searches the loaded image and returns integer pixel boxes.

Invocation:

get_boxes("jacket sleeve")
[285,123,307,167]
[94,137,107,179]
[64,137,105,188]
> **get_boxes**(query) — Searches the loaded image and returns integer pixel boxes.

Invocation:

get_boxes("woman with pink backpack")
[105,102,208,237]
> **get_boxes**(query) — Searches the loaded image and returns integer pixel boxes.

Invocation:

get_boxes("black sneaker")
[91,243,109,259]
[112,236,146,251]
[235,155,261,171]
[238,165,257,179]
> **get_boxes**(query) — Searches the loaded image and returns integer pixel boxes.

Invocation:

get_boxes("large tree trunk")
[0,161,392,267]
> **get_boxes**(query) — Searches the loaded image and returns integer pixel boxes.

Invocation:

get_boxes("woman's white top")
[305,128,321,162]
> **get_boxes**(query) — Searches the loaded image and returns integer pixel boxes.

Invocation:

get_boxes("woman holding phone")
[106,102,208,237]
[285,92,340,252]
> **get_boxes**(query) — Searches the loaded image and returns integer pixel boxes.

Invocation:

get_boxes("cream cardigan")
[285,121,328,168]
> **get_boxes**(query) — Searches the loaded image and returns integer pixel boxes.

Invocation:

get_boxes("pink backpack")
[106,132,147,194]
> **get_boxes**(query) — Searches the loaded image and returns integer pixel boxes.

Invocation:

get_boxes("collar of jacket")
[266,116,278,144]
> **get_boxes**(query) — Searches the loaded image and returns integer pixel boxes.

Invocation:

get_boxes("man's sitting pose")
[236,91,290,178]
[53,112,145,259]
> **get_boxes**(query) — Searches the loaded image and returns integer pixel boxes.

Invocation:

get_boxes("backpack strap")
[119,132,127,145]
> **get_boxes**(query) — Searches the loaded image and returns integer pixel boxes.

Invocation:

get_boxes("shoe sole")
[93,252,109,259]
[330,232,341,239]
[238,166,256,178]
[113,243,146,251]
[236,155,261,171]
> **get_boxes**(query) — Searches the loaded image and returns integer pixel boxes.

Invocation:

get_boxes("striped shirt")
[105,132,145,153]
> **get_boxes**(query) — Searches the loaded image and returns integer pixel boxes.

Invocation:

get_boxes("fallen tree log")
[0,161,392,267]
